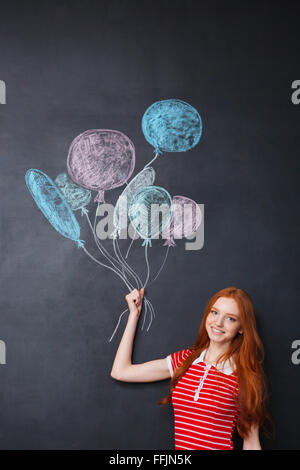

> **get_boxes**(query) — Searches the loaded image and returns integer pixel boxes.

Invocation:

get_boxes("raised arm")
[110,288,171,383]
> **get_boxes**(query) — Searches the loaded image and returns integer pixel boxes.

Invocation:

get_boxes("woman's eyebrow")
[211,307,239,317]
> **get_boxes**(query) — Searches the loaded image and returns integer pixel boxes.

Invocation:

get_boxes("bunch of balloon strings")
[25,99,203,342]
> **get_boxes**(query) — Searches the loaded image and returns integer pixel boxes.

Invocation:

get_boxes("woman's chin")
[208,335,224,343]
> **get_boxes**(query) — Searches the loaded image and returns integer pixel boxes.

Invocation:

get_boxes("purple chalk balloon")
[163,195,202,246]
[67,129,135,203]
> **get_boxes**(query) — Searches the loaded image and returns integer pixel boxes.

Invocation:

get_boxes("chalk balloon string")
[81,243,154,340]
[143,242,150,288]
[81,245,133,291]
[114,237,144,290]
[84,208,152,340]
[125,234,135,260]
[93,202,142,289]
[112,235,155,335]
[85,212,134,289]
[143,151,159,170]
[108,308,129,343]
[147,244,170,287]
[91,207,138,289]
[87,203,155,340]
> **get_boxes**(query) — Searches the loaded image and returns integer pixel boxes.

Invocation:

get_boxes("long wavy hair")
[158,286,273,439]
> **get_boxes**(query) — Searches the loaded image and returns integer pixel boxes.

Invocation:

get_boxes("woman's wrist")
[128,311,140,323]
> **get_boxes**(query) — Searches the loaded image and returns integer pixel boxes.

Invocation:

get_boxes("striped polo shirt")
[166,348,239,450]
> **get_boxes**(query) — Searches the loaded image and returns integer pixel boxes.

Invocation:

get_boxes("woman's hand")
[125,288,145,318]
[111,286,171,383]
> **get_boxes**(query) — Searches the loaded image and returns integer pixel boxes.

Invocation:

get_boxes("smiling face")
[205,296,243,345]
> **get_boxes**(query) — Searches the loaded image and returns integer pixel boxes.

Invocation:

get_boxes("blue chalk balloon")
[142,99,202,153]
[128,185,172,246]
[25,169,85,248]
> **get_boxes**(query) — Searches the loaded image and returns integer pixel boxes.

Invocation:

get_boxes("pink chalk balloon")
[163,195,202,246]
[67,129,135,203]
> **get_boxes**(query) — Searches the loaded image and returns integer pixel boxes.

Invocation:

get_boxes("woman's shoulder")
[167,346,195,368]
[169,346,195,356]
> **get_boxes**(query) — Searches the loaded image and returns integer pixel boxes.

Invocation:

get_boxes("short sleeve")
[166,348,193,377]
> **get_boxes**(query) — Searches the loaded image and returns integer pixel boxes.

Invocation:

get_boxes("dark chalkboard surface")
[0,0,299,450]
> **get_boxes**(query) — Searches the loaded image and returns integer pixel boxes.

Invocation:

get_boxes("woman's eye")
[227,317,235,322]
[211,310,217,315]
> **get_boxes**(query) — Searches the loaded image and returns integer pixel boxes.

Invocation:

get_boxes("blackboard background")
[0,0,299,450]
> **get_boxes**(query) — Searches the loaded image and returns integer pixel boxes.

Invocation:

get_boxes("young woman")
[111,286,271,450]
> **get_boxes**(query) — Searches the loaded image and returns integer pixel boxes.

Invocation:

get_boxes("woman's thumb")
[140,287,145,298]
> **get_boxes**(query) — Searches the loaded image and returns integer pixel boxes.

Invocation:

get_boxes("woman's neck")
[204,341,230,363]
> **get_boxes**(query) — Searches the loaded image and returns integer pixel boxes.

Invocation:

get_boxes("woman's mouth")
[211,326,225,335]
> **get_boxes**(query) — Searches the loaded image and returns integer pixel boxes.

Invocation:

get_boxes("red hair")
[158,286,273,439]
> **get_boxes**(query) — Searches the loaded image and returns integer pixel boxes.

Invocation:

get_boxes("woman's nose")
[215,316,224,327]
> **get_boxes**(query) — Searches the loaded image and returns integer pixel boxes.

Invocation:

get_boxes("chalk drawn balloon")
[142,99,202,154]
[67,129,135,203]
[25,169,85,248]
[113,167,156,236]
[55,172,91,215]
[163,195,202,246]
[128,186,172,246]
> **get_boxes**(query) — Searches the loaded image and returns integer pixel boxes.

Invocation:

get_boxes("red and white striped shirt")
[166,348,239,450]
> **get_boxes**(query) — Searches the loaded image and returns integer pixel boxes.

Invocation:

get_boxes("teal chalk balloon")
[55,172,91,215]
[142,99,202,154]
[25,169,85,248]
[128,185,172,246]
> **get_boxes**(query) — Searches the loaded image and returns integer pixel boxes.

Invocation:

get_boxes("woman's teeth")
[211,327,224,335]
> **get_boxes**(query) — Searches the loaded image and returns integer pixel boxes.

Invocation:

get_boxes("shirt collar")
[192,349,234,375]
